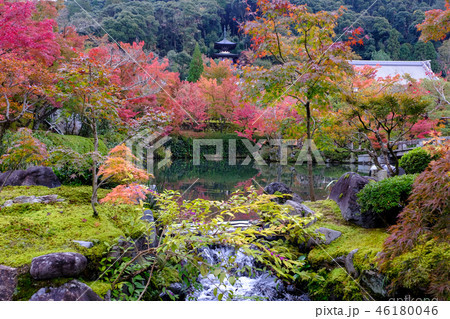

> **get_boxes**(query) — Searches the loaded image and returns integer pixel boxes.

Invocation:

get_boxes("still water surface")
[154,159,366,201]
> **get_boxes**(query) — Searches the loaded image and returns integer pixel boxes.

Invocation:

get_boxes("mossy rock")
[13,271,75,301]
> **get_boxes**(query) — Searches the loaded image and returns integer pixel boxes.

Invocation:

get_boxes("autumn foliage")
[98,144,151,206]
[417,0,450,42]
[0,128,49,192]
[378,145,450,299]
[98,144,150,184]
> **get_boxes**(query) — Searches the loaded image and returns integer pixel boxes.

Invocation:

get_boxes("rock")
[30,252,87,280]
[141,209,155,223]
[2,194,64,207]
[0,265,18,301]
[159,282,187,301]
[316,227,342,245]
[361,270,387,297]
[137,209,157,250]
[0,166,61,188]
[329,172,382,228]
[29,280,102,301]
[374,169,388,181]
[284,200,315,217]
[264,182,302,204]
[345,249,359,278]
[72,241,94,249]
[301,227,341,251]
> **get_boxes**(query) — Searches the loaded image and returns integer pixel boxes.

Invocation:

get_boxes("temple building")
[349,60,436,82]
[213,27,239,62]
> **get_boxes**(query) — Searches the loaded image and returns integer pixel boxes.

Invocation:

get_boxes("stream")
[188,246,310,301]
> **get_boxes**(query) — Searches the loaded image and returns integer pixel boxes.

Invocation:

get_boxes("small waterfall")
[188,246,310,301]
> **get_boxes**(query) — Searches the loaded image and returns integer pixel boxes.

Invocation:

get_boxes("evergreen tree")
[399,43,414,61]
[187,44,204,82]
[414,41,439,71]
[372,49,391,60]
[386,31,401,60]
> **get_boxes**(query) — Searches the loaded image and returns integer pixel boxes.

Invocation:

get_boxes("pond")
[153,159,368,201]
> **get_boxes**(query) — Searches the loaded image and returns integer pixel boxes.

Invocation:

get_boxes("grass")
[0,186,146,268]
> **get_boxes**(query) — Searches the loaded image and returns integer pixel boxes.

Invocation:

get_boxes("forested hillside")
[61,0,448,77]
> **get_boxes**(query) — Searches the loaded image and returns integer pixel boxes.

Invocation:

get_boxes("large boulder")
[30,252,87,280]
[0,265,18,301]
[329,172,381,228]
[264,182,303,204]
[0,166,61,188]
[29,280,102,301]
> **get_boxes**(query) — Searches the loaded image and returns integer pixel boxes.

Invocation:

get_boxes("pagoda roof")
[215,38,236,45]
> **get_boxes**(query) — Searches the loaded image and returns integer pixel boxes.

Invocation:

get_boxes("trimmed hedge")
[399,147,432,174]
[166,132,262,159]
[34,131,108,155]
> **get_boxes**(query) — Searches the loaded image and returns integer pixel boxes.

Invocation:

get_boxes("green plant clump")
[357,175,416,223]
[307,268,364,301]
[398,147,432,174]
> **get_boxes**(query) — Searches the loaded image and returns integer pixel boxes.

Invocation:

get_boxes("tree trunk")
[305,101,316,202]
[91,121,99,218]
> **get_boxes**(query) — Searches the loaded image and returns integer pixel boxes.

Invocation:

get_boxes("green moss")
[34,131,108,155]
[14,272,73,301]
[308,268,364,300]
[304,200,344,224]
[151,266,180,289]
[303,200,389,271]
[0,186,146,268]
[83,280,112,299]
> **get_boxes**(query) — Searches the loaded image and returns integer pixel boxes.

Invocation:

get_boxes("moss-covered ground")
[304,200,389,271]
[302,200,390,300]
[0,186,146,268]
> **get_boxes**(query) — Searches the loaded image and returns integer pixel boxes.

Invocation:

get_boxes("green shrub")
[167,132,262,159]
[357,175,416,223]
[322,147,351,162]
[399,147,432,174]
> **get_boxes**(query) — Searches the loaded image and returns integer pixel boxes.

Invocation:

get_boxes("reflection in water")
[154,159,362,201]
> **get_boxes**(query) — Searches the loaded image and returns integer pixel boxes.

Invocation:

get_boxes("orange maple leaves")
[98,144,151,184]
[417,0,450,42]
[98,144,152,205]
